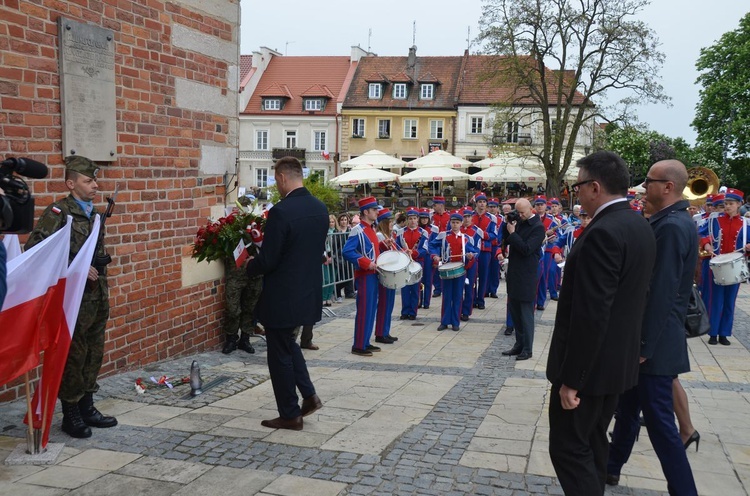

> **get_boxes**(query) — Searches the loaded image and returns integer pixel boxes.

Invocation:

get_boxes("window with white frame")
[256,168,268,187]
[393,83,407,99]
[368,83,382,99]
[470,117,484,134]
[285,130,297,148]
[420,84,434,100]
[378,119,391,138]
[352,118,365,137]
[404,119,418,139]
[506,121,519,143]
[313,130,327,151]
[430,120,444,139]
[263,99,281,110]
[305,99,323,111]
[255,130,269,150]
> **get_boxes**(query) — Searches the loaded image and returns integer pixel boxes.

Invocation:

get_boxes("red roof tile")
[243,56,355,115]
[344,56,463,110]
[240,55,253,80]
[388,71,413,83]
[300,84,335,99]
[258,82,293,99]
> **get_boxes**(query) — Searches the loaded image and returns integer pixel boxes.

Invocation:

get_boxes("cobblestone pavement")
[2,284,750,495]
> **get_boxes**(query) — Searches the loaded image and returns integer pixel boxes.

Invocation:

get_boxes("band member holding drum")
[418,208,439,309]
[343,197,382,357]
[698,188,750,345]
[432,212,479,331]
[461,208,482,321]
[398,209,428,320]
[431,196,451,298]
[374,207,399,345]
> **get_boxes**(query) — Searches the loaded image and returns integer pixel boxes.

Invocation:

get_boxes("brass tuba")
[684,167,720,206]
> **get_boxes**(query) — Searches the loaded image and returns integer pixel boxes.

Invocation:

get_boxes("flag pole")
[23,372,38,454]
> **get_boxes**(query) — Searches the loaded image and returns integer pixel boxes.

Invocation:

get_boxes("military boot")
[222,334,238,354]
[78,392,118,428]
[237,333,255,354]
[61,401,92,438]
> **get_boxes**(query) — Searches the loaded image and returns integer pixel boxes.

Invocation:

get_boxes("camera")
[505,209,521,224]
[1,157,48,234]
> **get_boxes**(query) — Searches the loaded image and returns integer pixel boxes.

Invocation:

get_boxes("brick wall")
[0,0,240,401]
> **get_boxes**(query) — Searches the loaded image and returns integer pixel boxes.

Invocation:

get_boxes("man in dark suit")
[246,156,327,431]
[546,151,657,495]
[499,198,545,360]
[606,160,698,494]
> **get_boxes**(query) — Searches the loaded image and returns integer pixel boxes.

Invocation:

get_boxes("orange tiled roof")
[344,56,463,110]
[388,71,414,83]
[243,56,354,115]
[458,55,588,106]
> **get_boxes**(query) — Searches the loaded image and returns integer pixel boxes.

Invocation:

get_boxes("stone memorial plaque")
[58,17,117,162]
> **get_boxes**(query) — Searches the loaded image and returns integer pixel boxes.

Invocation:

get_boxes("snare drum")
[709,252,750,285]
[406,261,423,286]
[438,261,466,280]
[376,251,411,289]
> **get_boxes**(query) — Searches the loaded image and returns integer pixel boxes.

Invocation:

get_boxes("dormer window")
[420,84,434,100]
[263,98,281,110]
[368,83,382,99]
[304,98,323,111]
[393,83,407,99]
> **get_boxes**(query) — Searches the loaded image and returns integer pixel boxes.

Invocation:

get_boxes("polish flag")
[30,215,101,447]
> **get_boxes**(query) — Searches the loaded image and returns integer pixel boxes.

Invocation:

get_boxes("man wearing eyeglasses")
[606,160,698,494]
[546,151,657,495]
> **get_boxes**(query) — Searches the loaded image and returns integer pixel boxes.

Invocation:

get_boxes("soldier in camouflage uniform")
[222,259,262,354]
[25,156,117,439]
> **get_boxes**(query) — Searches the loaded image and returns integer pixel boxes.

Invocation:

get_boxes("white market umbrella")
[331,164,400,189]
[407,150,473,169]
[399,164,470,183]
[340,149,407,169]
[470,165,546,183]
[632,183,646,193]
[473,151,542,170]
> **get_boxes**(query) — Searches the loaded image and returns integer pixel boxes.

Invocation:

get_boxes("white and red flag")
[2,234,22,261]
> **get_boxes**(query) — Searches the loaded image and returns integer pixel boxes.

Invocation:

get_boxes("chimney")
[407,45,417,68]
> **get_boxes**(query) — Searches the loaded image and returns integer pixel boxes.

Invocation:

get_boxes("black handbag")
[685,284,710,338]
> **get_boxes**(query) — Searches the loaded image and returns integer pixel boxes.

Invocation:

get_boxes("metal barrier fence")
[321,231,355,316]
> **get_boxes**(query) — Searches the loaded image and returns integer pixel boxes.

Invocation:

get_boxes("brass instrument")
[684,166,720,207]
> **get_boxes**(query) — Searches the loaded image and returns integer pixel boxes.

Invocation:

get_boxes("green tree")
[693,13,750,162]
[268,173,341,214]
[478,0,668,196]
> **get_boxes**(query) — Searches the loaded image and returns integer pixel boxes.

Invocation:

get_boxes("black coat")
[505,214,545,302]
[640,200,698,376]
[246,187,329,328]
[546,201,656,396]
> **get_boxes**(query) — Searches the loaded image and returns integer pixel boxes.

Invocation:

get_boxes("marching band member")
[698,188,750,345]
[342,197,382,356]
[461,208,482,321]
[487,198,503,299]
[432,212,479,331]
[698,194,721,308]
[418,208,439,309]
[374,208,399,344]
[397,209,428,320]
[471,193,497,310]
[534,196,563,310]
[431,196,451,297]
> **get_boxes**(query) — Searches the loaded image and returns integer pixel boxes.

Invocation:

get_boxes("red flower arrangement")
[192,210,265,263]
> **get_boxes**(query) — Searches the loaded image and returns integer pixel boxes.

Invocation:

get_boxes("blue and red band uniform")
[418,208,439,309]
[461,208,482,319]
[431,196,450,297]
[697,194,722,305]
[374,207,399,341]
[470,193,497,309]
[535,196,562,307]
[398,209,428,319]
[487,197,503,298]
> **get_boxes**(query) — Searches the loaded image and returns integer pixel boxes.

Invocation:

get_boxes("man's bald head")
[515,198,532,220]
[652,160,689,194]
[643,160,689,215]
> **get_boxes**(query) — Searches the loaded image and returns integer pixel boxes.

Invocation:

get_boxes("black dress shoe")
[516,352,532,360]
[708,336,718,345]
[437,325,448,331]
[408,315,416,320]
[536,305,545,311]
[502,347,522,356]
[423,305,429,309]
[503,326,514,336]
[351,347,373,357]
[460,314,469,321]
[550,296,559,301]
[476,304,485,310]
[301,394,323,417]
[488,293,498,298]
[366,344,381,352]
[261,416,303,431]
[605,474,619,486]
[400,315,409,320]
[451,326,460,332]
[432,291,441,297]
[719,336,731,345]
[389,335,398,341]
[375,336,395,344]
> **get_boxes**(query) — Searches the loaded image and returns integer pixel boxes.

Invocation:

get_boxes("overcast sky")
[240,1,748,145]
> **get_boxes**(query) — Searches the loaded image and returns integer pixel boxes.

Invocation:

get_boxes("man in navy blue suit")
[246,156,328,431]
[606,160,698,494]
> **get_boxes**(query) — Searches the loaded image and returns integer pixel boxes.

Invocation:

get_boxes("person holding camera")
[25,156,117,439]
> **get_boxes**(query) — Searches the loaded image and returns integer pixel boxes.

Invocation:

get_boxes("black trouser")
[265,327,316,419]
[507,297,534,354]
[548,385,618,496]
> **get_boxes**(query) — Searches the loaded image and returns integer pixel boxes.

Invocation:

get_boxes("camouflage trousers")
[224,262,263,337]
[58,278,110,403]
